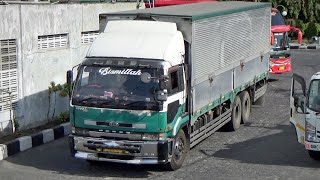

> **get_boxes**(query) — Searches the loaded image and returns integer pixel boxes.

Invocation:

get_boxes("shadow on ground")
[4,137,166,178]
[199,123,320,169]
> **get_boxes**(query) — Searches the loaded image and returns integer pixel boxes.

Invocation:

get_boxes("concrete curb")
[0,122,71,161]
[290,44,320,50]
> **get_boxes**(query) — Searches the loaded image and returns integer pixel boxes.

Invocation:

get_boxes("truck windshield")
[271,10,286,26]
[72,65,161,110]
[308,80,320,112]
[273,32,289,50]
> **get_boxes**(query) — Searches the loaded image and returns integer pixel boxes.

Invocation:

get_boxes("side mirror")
[296,104,305,114]
[293,95,299,107]
[156,91,167,101]
[293,94,306,114]
[66,70,73,98]
[160,75,169,90]
[67,70,73,85]
[141,72,152,83]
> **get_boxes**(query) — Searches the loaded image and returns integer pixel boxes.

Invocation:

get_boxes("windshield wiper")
[75,97,99,103]
[92,62,104,66]
[123,101,155,107]
[96,99,115,107]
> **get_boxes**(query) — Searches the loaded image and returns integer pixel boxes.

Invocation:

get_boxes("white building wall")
[0,2,139,136]
[0,5,21,40]
[0,5,21,135]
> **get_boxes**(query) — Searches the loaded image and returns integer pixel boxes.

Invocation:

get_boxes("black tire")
[240,91,251,124]
[226,95,242,131]
[165,129,189,171]
[308,150,320,160]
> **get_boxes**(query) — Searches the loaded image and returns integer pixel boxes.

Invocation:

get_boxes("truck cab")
[290,73,320,160]
[68,20,188,169]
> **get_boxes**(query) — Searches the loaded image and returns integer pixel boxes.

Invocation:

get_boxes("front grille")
[96,121,132,128]
[87,130,142,141]
[270,53,290,60]
[84,141,141,154]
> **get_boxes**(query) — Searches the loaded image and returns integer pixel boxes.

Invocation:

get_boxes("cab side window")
[168,66,184,95]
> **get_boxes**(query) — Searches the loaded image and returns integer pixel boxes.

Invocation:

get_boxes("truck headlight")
[142,133,159,141]
[74,128,89,136]
[141,133,166,141]
[306,122,319,142]
[71,127,75,134]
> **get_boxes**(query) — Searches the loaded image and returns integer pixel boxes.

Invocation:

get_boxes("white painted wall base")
[0,145,8,161]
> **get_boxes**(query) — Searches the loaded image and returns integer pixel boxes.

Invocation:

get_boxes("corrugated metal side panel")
[192,69,233,116]
[233,53,268,88]
[192,7,270,84]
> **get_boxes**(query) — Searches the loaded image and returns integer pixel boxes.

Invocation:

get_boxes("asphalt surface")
[1,50,320,180]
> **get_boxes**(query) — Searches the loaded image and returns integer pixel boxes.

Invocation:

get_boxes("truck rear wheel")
[226,95,242,131]
[308,150,320,160]
[165,129,189,171]
[240,91,251,124]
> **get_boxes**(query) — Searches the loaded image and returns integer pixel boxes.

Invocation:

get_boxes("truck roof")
[86,20,185,64]
[101,1,270,21]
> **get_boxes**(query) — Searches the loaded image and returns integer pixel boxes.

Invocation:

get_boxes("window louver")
[38,34,68,49]
[81,31,99,44]
[0,39,18,112]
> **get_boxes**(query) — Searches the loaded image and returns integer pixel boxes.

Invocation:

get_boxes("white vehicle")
[290,73,320,160]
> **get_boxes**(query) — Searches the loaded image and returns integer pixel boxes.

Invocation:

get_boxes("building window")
[0,39,18,112]
[81,31,99,44]
[37,33,68,49]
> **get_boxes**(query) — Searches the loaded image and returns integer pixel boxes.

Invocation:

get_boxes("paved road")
[2,50,320,180]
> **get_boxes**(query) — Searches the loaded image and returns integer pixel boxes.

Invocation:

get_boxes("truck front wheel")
[308,150,320,160]
[165,129,189,171]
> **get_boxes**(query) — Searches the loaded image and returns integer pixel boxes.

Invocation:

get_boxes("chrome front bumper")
[305,141,320,151]
[69,135,169,164]
[75,151,159,164]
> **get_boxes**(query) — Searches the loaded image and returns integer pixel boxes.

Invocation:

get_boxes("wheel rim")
[174,137,185,161]
[236,103,241,121]
[245,98,249,112]
[236,105,241,123]
[236,104,240,114]
[234,98,241,128]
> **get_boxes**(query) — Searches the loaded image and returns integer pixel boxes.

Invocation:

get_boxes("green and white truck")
[67,1,271,170]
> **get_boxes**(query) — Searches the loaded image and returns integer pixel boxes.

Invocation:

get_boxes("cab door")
[290,73,307,144]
